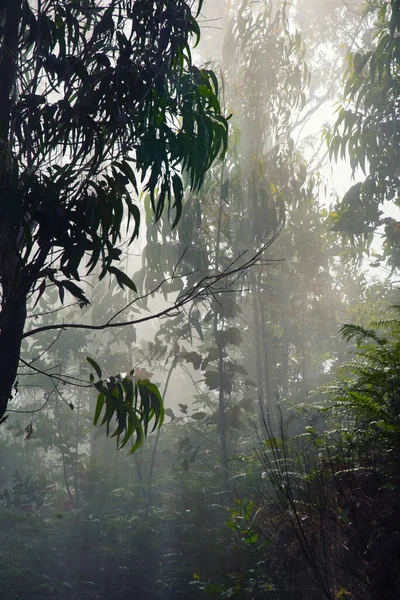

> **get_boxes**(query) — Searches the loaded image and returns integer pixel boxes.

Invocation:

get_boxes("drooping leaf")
[190,411,207,421]
[216,327,242,347]
[204,370,220,391]
[108,266,138,293]
[59,280,89,306]
[90,364,164,454]
[180,350,203,370]
[87,356,102,379]
[164,408,175,421]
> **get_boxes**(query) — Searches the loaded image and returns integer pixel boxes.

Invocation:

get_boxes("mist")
[1,0,399,599]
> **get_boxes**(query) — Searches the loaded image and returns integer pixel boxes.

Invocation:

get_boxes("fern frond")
[370,318,400,332]
[340,323,384,346]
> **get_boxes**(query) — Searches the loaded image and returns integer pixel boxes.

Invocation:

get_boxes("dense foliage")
[0,0,228,422]
[210,313,400,599]
[327,0,400,267]
[0,0,399,599]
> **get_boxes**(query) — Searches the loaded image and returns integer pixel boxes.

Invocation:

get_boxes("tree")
[134,0,311,485]
[327,0,400,268]
[0,0,228,422]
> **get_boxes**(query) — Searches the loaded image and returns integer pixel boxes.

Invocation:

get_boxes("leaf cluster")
[87,357,164,454]
[1,0,228,306]
[327,0,400,265]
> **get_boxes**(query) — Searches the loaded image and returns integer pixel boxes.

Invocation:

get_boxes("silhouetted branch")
[22,234,281,340]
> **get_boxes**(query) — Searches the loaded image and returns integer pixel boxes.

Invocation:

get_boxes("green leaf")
[108,266,138,293]
[190,309,203,342]
[140,379,164,431]
[59,280,89,305]
[90,365,163,453]
[190,411,207,421]
[217,327,242,347]
[180,350,202,370]
[172,174,184,229]
[94,392,105,425]
[204,370,220,390]
[165,408,175,421]
[87,356,102,379]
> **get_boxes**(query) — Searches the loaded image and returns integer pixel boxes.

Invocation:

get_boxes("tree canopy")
[0,0,228,422]
[1,1,400,599]
[327,0,400,267]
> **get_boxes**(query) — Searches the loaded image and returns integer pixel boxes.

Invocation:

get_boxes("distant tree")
[0,0,228,421]
[327,0,400,268]
[136,0,313,486]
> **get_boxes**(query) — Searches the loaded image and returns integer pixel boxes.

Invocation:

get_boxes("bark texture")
[0,1,24,418]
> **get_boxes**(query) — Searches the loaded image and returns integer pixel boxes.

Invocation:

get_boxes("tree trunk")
[0,1,22,419]
[256,277,274,418]
[214,304,229,490]
[0,289,27,418]
[0,233,50,419]
[0,0,20,141]
[0,234,28,419]
[214,166,229,491]
[281,325,289,399]
[250,274,265,408]
[148,354,178,486]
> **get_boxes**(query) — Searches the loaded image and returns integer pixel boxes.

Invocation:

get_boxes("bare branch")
[22,235,281,341]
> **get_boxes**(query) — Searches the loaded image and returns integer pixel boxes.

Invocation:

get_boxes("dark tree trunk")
[0,225,27,418]
[0,0,20,141]
[0,230,50,418]
[0,1,22,419]
[0,290,27,418]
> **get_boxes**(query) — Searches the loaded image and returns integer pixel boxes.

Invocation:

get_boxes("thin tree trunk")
[148,354,178,485]
[301,294,309,393]
[73,387,82,508]
[214,166,229,491]
[55,395,75,508]
[256,277,274,419]
[281,325,289,399]
[250,274,265,409]
[214,307,229,490]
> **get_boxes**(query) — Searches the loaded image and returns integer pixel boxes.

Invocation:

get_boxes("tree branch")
[22,236,281,340]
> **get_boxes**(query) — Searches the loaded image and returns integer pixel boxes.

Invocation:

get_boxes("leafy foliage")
[7,0,228,273]
[217,311,400,599]
[0,0,228,418]
[1,1,398,599]
[326,314,400,431]
[87,358,164,453]
[327,0,400,266]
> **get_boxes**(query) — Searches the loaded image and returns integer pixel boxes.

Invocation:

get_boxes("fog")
[1,0,399,599]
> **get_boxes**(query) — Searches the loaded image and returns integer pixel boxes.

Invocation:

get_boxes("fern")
[340,323,386,346]
[370,318,400,332]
